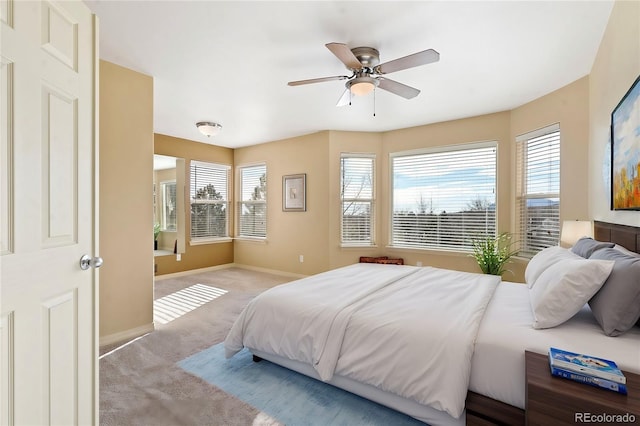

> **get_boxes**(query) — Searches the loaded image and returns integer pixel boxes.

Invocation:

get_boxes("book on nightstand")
[548,347,627,388]
[549,365,628,395]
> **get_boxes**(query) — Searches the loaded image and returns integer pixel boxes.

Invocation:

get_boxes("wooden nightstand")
[525,350,640,425]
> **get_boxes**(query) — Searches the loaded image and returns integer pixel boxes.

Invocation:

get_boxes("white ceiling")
[85,0,614,149]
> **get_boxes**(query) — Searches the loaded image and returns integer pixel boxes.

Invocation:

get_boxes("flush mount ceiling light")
[196,121,222,137]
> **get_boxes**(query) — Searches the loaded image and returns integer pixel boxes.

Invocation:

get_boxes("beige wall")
[99,61,154,341]
[154,133,234,275]
[234,132,331,275]
[589,0,640,227]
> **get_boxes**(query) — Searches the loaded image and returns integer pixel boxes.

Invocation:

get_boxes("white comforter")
[224,263,500,418]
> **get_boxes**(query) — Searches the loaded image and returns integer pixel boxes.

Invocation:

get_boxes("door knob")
[80,255,104,270]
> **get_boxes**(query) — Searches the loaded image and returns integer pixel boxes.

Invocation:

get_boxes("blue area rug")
[178,343,426,425]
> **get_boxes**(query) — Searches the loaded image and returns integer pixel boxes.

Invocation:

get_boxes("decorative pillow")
[570,237,614,258]
[588,248,640,336]
[525,246,580,288]
[529,257,614,329]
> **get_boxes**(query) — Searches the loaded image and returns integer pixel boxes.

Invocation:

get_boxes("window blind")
[341,154,375,246]
[190,160,229,240]
[238,164,267,238]
[516,125,560,257]
[391,143,497,250]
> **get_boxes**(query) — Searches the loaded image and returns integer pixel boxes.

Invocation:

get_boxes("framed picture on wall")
[283,173,306,212]
[611,75,640,210]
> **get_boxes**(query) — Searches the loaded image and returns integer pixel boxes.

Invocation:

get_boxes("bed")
[224,221,640,425]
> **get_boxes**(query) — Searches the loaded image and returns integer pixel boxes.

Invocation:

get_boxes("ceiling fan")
[288,42,440,106]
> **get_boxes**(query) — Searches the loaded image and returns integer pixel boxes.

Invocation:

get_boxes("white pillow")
[529,258,614,329]
[525,246,580,288]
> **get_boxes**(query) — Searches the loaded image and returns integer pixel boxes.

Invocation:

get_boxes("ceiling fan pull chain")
[373,89,376,117]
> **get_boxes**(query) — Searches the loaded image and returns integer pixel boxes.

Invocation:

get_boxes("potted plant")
[470,232,518,276]
[154,223,161,250]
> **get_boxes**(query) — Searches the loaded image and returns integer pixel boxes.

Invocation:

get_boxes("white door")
[1,0,98,424]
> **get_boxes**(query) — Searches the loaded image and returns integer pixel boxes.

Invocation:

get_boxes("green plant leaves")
[471,232,518,276]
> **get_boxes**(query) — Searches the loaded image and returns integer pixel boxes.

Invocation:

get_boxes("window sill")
[340,244,378,249]
[385,245,472,257]
[190,237,233,246]
[234,237,268,245]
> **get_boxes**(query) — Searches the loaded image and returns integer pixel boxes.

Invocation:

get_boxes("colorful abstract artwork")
[612,76,640,210]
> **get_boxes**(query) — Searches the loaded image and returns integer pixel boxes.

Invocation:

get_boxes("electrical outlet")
[299,255,304,263]
[416,261,423,267]
[176,254,181,261]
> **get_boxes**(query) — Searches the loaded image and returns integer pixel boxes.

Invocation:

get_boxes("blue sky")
[392,147,496,213]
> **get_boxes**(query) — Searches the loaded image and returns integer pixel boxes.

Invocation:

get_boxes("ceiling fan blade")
[288,75,350,86]
[377,78,420,99]
[336,89,351,107]
[325,43,363,70]
[376,49,440,75]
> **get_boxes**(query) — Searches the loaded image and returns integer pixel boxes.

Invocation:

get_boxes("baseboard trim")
[99,322,155,347]
[233,263,307,279]
[155,262,307,280]
[154,263,236,280]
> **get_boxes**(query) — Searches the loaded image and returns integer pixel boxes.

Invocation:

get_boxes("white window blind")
[161,181,177,231]
[341,154,375,246]
[516,124,560,257]
[190,160,229,241]
[391,143,497,250]
[238,164,267,238]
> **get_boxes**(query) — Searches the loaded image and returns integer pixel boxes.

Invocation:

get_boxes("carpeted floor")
[100,267,293,426]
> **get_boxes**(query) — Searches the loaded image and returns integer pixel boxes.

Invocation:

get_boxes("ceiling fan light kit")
[196,121,222,137]
[288,42,439,106]
[348,76,378,96]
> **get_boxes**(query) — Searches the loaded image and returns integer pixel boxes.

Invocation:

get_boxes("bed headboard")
[594,221,640,254]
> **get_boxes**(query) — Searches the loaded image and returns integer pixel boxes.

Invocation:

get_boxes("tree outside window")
[190,161,229,241]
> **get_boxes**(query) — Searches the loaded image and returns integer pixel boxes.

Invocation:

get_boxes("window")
[341,154,375,246]
[190,160,230,241]
[516,124,560,257]
[238,164,267,238]
[161,181,177,231]
[391,142,497,250]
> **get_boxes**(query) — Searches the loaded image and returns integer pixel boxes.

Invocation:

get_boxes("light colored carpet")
[100,267,293,426]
